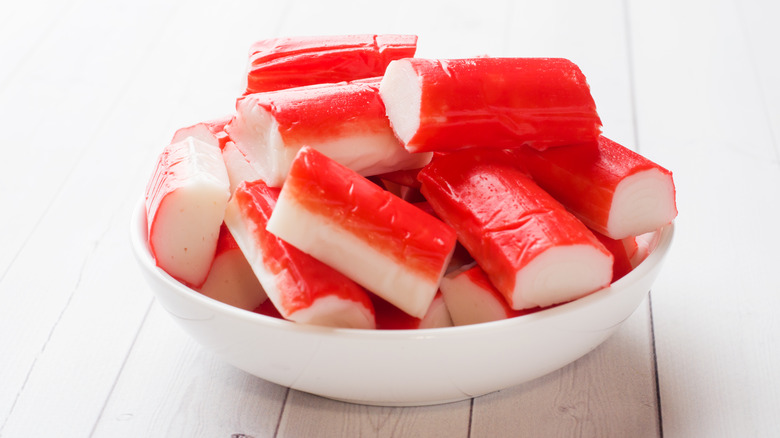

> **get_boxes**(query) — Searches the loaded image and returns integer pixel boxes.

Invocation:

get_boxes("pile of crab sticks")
[144,34,677,330]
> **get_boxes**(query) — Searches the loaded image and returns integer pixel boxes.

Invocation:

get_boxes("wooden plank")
[628,0,780,436]
[278,392,471,438]
[0,0,182,272]
[0,0,283,434]
[91,303,289,438]
[466,0,662,435]
[471,307,660,437]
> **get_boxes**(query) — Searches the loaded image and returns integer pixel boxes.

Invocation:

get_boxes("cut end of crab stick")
[198,224,268,310]
[512,244,614,309]
[607,166,677,239]
[418,149,613,310]
[227,80,432,187]
[514,135,677,239]
[171,116,232,150]
[379,57,602,153]
[267,146,457,319]
[221,141,261,193]
[144,137,231,287]
[224,179,375,329]
[245,34,417,94]
[440,265,541,326]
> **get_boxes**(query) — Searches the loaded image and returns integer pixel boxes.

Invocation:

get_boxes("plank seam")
[622,1,663,433]
[272,388,291,438]
[88,299,155,438]
[0,232,99,435]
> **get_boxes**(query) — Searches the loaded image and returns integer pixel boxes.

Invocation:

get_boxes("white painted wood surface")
[0,0,777,437]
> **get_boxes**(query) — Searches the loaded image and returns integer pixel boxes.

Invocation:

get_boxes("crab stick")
[440,265,543,326]
[418,149,613,310]
[171,116,232,150]
[227,79,432,188]
[379,57,602,153]
[594,232,650,282]
[145,137,230,287]
[198,224,267,310]
[220,140,261,193]
[224,179,376,329]
[372,292,453,330]
[513,135,677,239]
[266,147,458,319]
[245,34,417,94]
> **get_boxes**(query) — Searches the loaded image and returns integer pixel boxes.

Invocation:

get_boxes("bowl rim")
[131,196,674,340]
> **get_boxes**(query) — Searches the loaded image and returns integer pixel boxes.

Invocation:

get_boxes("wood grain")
[628,0,780,436]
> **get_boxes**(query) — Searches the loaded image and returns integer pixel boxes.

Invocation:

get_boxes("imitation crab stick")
[220,140,261,193]
[171,116,232,150]
[224,179,376,329]
[169,117,257,193]
[198,224,267,311]
[418,149,613,310]
[145,137,230,287]
[372,292,453,330]
[227,79,432,188]
[513,135,677,239]
[440,265,542,326]
[594,232,650,282]
[244,34,417,94]
[266,147,458,319]
[379,57,602,153]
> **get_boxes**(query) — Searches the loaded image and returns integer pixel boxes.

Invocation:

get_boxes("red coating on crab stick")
[229,180,375,319]
[380,57,601,153]
[418,148,613,309]
[260,79,389,144]
[245,34,417,94]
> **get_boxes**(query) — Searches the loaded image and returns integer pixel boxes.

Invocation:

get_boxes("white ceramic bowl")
[130,198,674,406]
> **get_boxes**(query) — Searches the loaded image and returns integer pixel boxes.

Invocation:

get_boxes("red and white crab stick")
[227,79,432,188]
[266,147,458,319]
[245,34,417,95]
[372,292,453,330]
[379,57,602,153]
[198,224,267,311]
[145,137,230,287]
[170,117,261,193]
[594,232,649,282]
[171,116,232,149]
[513,135,677,239]
[418,149,613,310]
[440,265,541,326]
[224,179,376,329]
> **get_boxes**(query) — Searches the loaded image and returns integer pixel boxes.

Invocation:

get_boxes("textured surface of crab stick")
[372,292,453,330]
[418,149,613,310]
[224,179,376,329]
[513,135,677,239]
[245,34,417,94]
[594,232,651,282]
[145,137,230,287]
[198,224,267,310]
[379,57,602,153]
[171,116,232,149]
[266,147,458,319]
[221,141,261,193]
[227,79,432,188]
[440,265,541,326]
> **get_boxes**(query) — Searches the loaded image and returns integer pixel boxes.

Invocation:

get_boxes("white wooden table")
[1,0,778,436]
